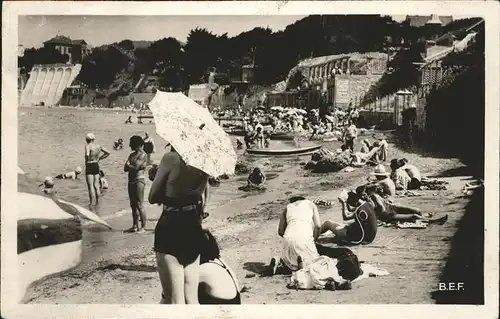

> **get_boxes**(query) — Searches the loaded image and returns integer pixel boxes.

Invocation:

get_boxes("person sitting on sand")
[318,189,378,245]
[125,116,133,124]
[55,166,82,180]
[365,164,396,198]
[99,170,109,192]
[159,229,241,304]
[113,138,124,150]
[267,196,321,276]
[390,159,412,191]
[248,167,266,187]
[360,139,372,154]
[39,177,57,195]
[350,142,387,168]
[398,158,422,190]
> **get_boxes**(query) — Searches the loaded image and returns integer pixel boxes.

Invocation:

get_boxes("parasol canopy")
[149,90,237,177]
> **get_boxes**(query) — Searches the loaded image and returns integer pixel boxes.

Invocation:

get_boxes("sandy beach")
[23,133,481,304]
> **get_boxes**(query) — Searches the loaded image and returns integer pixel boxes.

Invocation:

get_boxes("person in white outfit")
[268,196,321,276]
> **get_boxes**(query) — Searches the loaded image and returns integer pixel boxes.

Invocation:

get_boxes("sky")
[18,14,469,49]
[19,15,308,48]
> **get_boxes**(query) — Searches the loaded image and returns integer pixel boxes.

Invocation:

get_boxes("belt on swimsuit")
[162,204,198,212]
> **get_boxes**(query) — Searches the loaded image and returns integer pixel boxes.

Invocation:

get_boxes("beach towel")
[396,221,428,229]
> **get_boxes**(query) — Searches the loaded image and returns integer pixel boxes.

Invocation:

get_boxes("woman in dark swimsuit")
[161,229,241,304]
[149,147,209,304]
[143,132,155,165]
[319,187,378,245]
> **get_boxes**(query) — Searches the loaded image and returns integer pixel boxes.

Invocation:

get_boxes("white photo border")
[2,1,499,318]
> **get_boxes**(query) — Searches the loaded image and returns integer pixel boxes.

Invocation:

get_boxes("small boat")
[246,145,322,156]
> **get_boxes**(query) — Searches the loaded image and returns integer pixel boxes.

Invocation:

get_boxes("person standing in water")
[84,133,110,211]
[143,132,155,165]
[124,135,148,233]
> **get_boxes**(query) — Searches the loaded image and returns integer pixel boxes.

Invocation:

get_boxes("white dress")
[281,200,320,271]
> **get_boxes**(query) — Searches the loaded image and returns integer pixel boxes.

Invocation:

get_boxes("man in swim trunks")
[84,133,110,211]
[124,135,148,233]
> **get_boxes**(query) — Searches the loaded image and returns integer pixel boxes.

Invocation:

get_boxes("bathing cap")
[44,177,54,187]
[75,166,82,173]
[85,133,95,141]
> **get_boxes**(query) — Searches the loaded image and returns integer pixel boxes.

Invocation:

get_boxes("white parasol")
[149,90,237,177]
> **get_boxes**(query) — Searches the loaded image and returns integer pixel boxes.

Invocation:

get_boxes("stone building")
[43,35,92,64]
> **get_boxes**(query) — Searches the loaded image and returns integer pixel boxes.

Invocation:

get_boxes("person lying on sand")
[318,190,378,245]
[350,141,388,168]
[267,196,321,276]
[39,177,57,195]
[365,185,448,225]
[160,229,242,305]
[113,138,124,150]
[55,166,82,180]
[247,167,266,187]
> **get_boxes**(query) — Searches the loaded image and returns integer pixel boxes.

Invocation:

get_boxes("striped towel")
[312,199,333,207]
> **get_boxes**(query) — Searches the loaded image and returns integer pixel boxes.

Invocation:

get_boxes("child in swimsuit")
[113,138,124,150]
[39,177,57,195]
[55,166,82,180]
[99,170,109,191]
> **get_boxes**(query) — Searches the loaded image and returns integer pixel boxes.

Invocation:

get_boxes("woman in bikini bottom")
[160,229,241,304]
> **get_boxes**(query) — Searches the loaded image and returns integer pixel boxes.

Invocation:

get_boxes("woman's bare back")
[164,152,208,199]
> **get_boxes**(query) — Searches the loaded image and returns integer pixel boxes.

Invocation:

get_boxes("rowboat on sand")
[246,145,321,156]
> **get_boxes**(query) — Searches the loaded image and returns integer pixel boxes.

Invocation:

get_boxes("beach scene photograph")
[8,6,492,310]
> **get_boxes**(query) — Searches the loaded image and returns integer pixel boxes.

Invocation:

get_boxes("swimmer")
[99,170,109,191]
[39,177,56,195]
[55,166,82,180]
[113,138,124,150]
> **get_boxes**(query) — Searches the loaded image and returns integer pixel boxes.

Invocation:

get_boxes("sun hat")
[370,164,390,176]
[85,132,95,141]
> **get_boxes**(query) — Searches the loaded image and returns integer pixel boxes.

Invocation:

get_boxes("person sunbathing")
[364,164,396,198]
[398,158,422,190]
[318,190,378,245]
[390,159,412,191]
[267,196,321,275]
[247,167,266,187]
[350,141,388,167]
[55,166,82,180]
[160,229,241,304]
[362,186,448,225]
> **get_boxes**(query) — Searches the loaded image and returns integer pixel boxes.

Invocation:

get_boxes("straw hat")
[370,164,389,177]
[85,132,95,141]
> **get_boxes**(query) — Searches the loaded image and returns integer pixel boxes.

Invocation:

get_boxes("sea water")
[18,107,315,217]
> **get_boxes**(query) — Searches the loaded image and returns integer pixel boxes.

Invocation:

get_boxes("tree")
[148,37,184,90]
[18,47,69,76]
[183,28,223,85]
